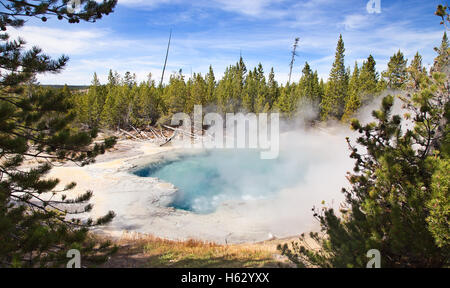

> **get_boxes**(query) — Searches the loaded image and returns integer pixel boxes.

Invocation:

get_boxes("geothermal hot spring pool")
[133,149,309,214]
[88,131,351,243]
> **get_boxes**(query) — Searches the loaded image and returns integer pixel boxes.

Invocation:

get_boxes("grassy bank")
[100,235,295,268]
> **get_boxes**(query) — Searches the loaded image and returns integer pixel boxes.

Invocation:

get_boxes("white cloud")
[7,26,133,56]
[341,14,370,30]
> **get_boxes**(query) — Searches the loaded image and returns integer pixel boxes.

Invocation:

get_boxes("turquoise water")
[133,150,308,214]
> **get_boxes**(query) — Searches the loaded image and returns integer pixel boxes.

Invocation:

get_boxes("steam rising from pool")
[134,149,312,214]
[131,116,358,224]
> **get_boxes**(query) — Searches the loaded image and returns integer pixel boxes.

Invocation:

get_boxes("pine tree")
[216,58,247,114]
[123,71,136,88]
[0,0,117,267]
[216,66,233,113]
[383,50,408,89]
[205,65,216,105]
[342,62,361,122]
[102,73,120,129]
[267,68,279,110]
[254,64,269,113]
[298,62,322,112]
[275,84,297,118]
[107,69,120,88]
[102,86,120,128]
[187,73,208,113]
[234,57,247,112]
[84,73,107,128]
[321,34,349,120]
[407,52,427,89]
[131,81,160,126]
[433,32,450,72]
[243,69,257,112]
[319,78,325,111]
[119,84,135,127]
[313,71,323,105]
[163,71,188,116]
[428,13,450,250]
[359,55,379,99]
[101,83,134,129]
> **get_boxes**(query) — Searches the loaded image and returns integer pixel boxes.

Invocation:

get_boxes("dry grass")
[100,234,296,268]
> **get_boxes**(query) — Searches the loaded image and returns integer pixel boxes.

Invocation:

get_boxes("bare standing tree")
[288,37,300,85]
[160,29,172,87]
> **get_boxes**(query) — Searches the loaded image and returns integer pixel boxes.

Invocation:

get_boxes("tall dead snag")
[288,37,300,85]
[160,29,172,87]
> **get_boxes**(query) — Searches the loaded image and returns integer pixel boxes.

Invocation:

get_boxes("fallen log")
[159,127,166,139]
[130,125,151,140]
[160,130,177,147]
[119,128,140,140]
[130,125,144,138]
[162,125,200,140]
[148,127,161,140]
[140,130,152,140]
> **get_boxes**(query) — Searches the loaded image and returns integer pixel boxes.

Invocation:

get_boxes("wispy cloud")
[8,26,112,55]
[341,14,371,30]
[118,0,179,8]
[119,0,287,18]
[213,0,286,17]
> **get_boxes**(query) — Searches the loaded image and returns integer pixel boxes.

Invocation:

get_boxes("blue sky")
[8,0,447,85]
